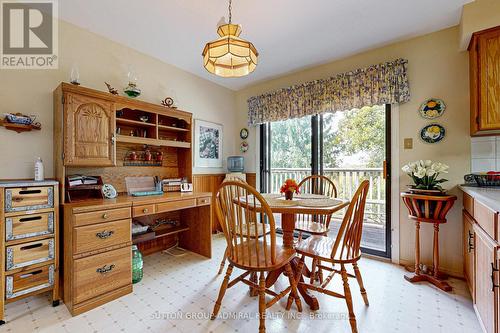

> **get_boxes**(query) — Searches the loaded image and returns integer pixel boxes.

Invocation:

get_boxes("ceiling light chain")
[228,0,232,24]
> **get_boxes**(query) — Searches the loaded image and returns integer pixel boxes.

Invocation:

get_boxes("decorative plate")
[240,128,249,139]
[419,98,446,119]
[420,124,445,143]
[102,184,118,199]
[240,141,249,153]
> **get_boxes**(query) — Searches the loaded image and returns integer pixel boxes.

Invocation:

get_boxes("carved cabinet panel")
[63,93,116,166]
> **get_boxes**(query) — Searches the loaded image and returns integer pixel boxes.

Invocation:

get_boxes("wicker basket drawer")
[5,187,54,213]
[74,219,131,255]
[73,246,131,304]
[6,238,55,270]
[74,207,131,227]
[6,212,54,241]
[5,264,54,300]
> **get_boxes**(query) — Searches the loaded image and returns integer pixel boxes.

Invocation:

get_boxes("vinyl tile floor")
[1,235,482,333]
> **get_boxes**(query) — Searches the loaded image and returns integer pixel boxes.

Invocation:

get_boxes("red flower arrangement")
[280,179,300,200]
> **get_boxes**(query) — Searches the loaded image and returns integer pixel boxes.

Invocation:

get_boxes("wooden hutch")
[53,83,212,315]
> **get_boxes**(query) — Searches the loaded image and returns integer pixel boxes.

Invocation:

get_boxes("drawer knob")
[143,208,149,213]
[96,230,114,239]
[102,213,108,219]
[96,264,115,274]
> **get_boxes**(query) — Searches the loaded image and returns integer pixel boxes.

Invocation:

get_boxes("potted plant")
[402,160,449,195]
[280,179,300,200]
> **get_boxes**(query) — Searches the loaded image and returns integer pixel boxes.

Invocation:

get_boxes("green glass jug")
[132,245,143,284]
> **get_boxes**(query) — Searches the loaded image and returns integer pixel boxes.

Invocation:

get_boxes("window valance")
[247,58,410,125]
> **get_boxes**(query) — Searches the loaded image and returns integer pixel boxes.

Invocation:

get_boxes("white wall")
[0,20,237,179]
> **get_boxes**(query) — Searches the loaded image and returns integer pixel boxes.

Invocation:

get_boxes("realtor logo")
[1,0,58,69]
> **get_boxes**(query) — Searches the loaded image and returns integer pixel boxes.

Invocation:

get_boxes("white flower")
[426,168,436,177]
[414,167,426,178]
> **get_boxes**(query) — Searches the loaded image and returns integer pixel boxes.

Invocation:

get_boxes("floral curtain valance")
[247,58,410,125]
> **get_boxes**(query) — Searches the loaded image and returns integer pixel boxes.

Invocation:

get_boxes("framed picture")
[194,119,223,168]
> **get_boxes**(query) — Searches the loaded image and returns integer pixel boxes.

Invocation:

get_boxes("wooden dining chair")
[296,174,338,283]
[216,178,270,275]
[295,180,370,333]
[212,181,302,333]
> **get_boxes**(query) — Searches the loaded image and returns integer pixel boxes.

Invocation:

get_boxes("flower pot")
[407,186,446,196]
[285,191,294,200]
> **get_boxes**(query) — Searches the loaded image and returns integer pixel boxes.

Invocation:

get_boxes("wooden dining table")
[249,194,350,310]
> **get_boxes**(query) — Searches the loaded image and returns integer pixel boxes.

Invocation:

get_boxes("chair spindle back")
[297,175,338,226]
[215,181,277,268]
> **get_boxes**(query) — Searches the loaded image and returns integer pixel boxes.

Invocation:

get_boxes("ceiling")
[59,0,472,91]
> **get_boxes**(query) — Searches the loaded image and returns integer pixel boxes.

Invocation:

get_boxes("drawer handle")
[491,262,499,291]
[102,213,109,219]
[20,243,43,251]
[19,189,42,195]
[468,231,474,253]
[96,230,114,239]
[20,270,43,279]
[96,264,115,274]
[143,208,149,213]
[19,216,42,222]
[13,197,24,202]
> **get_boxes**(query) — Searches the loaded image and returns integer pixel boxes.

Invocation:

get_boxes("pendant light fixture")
[202,0,258,77]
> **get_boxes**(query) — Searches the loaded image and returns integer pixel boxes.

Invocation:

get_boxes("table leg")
[281,213,295,249]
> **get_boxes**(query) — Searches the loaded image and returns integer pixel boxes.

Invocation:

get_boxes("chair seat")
[233,223,270,238]
[294,220,329,235]
[228,239,296,271]
[295,235,360,263]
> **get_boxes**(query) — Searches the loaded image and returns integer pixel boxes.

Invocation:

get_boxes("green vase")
[132,245,143,284]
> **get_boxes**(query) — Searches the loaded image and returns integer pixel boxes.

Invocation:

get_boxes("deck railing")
[270,167,386,224]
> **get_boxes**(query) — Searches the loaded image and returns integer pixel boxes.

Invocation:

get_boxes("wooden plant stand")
[401,192,457,291]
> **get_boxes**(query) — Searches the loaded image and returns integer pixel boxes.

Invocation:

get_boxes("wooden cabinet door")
[64,93,116,166]
[474,224,498,333]
[464,211,475,298]
[478,28,500,131]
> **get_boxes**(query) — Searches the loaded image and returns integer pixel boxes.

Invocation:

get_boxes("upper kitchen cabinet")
[470,26,500,136]
[54,84,116,167]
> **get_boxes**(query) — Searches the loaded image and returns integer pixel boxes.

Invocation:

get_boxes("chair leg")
[211,264,233,320]
[217,249,228,275]
[258,271,267,333]
[353,262,369,306]
[284,263,302,312]
[341,264,358,333]
[318,260,324,284]
[310,258,317,284]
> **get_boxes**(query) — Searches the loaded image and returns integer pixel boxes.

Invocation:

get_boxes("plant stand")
[400,192,457,292]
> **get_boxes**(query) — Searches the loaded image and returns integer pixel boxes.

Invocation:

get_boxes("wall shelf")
[116,135,191,149]
[117,118,156,127]
[158,125,189,132]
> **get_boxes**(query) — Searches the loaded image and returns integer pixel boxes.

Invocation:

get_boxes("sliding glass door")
[260,105,391,258]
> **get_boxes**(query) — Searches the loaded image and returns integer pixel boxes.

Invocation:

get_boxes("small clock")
[240,128,249,140]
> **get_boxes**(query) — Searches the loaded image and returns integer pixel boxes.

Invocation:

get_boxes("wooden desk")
[62,191,212,316]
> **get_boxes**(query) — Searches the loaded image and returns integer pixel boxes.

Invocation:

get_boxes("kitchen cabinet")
[464,210,475,298]
[470,26,500,136]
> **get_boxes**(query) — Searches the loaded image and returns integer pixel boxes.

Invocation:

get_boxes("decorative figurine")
[70,65,80,85]
[161,97,174,108]
[129,151,137,161]
[144,150,152,161]
[156,151,163,162]
[105,82,119,95]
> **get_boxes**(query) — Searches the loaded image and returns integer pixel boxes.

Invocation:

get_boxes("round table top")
[237,193,350,215]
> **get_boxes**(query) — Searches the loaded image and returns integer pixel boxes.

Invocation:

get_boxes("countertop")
[0,179,58,187]
[458,185,500,213]
[64,191,212,213]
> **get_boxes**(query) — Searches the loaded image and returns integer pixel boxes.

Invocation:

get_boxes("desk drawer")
[6,212,54,241]
[5,264,54,299]
[197,197,211,206]
[74,246,131,304]
[156,199,196,213]
[6,238,54,270]
[5,187,54,212]
[74,219,131,255]
[74,207,131,226]
[132,204,155,217]
[474,200,498,240]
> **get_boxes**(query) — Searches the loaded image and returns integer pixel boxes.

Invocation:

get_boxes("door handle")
[468,231,474,253]
[491,262,499,291]
[383,160,388,180]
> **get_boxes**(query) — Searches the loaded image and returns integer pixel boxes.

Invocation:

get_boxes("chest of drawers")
[0,180,60,326]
